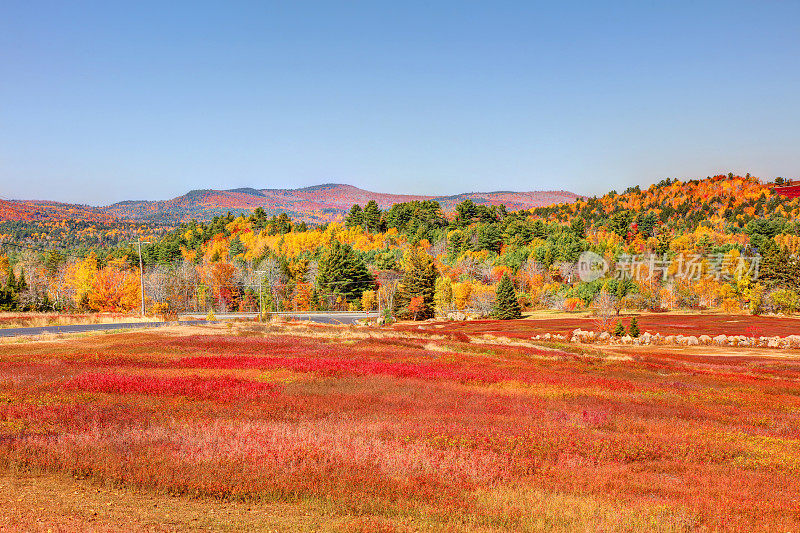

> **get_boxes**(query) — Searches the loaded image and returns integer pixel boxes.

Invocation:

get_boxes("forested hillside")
[1,174,798,319]
[2,184,580,225]
[0,199,115,223]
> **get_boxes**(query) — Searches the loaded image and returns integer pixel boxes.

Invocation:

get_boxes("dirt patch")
[0,472,350,532]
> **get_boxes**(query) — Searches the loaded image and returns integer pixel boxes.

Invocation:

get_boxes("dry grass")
[0,312,160,330]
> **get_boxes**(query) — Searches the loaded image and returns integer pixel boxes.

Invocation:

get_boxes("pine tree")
[393,247,437,320]
[1,268,19,311]
[570,217,586,238]
[760,244,800,290]
[0,286,15,311]
[477,223,503,253]
[492,272,521,319]
[363,200,381,232]
[316,241,373,302]
[228,235,245,259]
[613,321,625,337]
[628,317,640,337]
[345,204,364,228]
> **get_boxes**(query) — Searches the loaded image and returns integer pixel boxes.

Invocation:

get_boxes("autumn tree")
[210,262,239,311]
[89,259,140,312]
[434,276,453,315]
[591,290,617,332]
[408,296,425,321]
[393,247,437,320]
[256,257,284,312]
[361,289,377,311]
[66,253,99,309]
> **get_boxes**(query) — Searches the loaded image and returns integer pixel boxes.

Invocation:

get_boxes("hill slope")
[91,184,581,224]
[0,199,116,224]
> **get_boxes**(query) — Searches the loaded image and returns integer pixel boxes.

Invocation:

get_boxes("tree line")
[0,174,798,320]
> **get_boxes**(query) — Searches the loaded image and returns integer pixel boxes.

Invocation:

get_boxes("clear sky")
[1,1,799,205]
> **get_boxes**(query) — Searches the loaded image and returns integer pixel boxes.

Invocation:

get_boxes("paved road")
[0,312,378,338]
[179,312,379,325]
[276,312,379,325]
[0,320,212,338]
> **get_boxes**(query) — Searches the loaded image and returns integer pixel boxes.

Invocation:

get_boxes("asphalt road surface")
[179,312,379,325]
[0,313,378,338]
[0,320,212,338]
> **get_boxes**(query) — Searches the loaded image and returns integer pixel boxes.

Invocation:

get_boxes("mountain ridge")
[0,183,582,224]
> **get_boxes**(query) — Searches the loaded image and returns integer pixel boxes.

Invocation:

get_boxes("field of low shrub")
[0,322,799,531]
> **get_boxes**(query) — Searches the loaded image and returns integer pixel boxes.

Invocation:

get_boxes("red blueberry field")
[1,321,799,531]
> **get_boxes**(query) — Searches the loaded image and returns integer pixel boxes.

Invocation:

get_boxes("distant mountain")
[101,184,581,223]
[1,183,581,224]
[0,199,116,224]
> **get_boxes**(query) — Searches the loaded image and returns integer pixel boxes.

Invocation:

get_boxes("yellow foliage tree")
[66,253,98,308]
[434,276,453,315]
[361,290,377,311]
[452,282,472,310]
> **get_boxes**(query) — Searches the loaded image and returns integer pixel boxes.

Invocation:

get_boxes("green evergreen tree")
[345,204,364,228]
[628,317,640,337]
[228,235,245,259]
[269,213,292,235]
[393,248,437,320]
[250,207,268,230]
[492,272,521,319]
[16,269,27,292]
[447,230,465,261]
[477,223,503,253]
[613,321,625,337]
[760,244,800,290]
[363,200,381,232]
[570,217,586,239]
[608,211,634,239]
[316,240,373,301]
[453,199,477,227]
[0,268,19,311]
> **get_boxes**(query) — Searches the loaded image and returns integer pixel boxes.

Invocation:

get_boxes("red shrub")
[62,373,279,401]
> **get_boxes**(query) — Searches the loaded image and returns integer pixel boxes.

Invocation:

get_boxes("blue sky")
[1,1,799,205]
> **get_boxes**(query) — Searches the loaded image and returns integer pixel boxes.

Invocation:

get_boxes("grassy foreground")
[1,321,799,531]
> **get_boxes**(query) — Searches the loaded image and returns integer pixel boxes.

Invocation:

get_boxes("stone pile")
[529,330,800,349]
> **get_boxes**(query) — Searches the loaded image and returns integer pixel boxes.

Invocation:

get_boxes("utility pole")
[254,270,266,320]
[130,238,150,317]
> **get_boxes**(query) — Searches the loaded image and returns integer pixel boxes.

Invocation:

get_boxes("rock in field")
[768,337,781,348]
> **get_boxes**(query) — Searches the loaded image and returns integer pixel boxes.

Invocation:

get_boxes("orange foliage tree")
[88,259,141,312]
